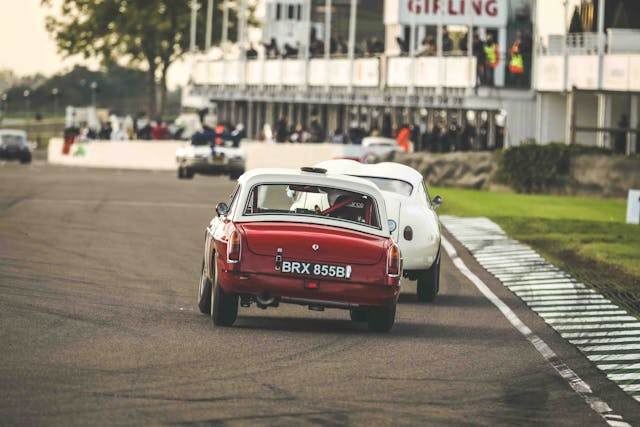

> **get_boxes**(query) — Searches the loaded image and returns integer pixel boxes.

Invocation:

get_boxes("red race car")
[197,167,402,332]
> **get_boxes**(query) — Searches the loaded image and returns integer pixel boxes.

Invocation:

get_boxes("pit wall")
[47,139,369,171]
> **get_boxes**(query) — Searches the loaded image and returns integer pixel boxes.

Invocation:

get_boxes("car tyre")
[210,261,238,327]
[417,251,440,303]
[349,308,368,322]
[177,166,185,179]
[20,153,32,164]
[229,169,244,180]
[197,259,212,314]
[184,167,195,179]
[367,304,396,332]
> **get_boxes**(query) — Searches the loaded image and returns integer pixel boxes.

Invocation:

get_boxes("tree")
[43,1,257,117]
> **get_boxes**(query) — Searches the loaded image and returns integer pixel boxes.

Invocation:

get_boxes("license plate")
[281,261,351,279]
[210,155,225,164]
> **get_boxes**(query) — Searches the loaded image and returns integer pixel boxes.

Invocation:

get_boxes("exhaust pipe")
[256,294,277,309]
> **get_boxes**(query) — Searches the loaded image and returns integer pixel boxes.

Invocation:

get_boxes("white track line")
[542,311,628,318]
[580,344,640,352]
[560,328,640,341]
[536,305,622,312]
[573,337,640,346]
[441,237,629,427]
[588,354,640,363]
[598,363,640,371]
[607,373,640,381]
[555,323,640,331]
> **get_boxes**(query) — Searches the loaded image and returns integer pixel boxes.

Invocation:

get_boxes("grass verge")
[432,186,640,314]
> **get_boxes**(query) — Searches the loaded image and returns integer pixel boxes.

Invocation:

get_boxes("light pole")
[90,81,98,108]
[1,93,7,118]
[23,90,30,120]
[51,87,59,118]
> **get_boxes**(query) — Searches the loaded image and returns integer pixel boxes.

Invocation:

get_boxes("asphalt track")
[1,162,639,426]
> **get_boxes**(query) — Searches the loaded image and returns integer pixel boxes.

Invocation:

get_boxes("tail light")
[387,244,401,278]
[227,229,241,263]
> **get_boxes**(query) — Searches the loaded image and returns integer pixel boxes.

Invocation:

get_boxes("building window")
[288,4,295,20]
[276,3,281,20]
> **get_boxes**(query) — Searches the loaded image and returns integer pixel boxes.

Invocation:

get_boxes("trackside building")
[181,0,639,152]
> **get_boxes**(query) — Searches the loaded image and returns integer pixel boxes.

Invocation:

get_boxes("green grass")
[432,186,640,311]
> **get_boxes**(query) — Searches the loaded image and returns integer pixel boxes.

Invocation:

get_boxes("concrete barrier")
[48,138,182,170]
[48,138,372,171]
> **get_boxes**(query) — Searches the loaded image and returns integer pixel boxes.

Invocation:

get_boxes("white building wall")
[538,93,566,143]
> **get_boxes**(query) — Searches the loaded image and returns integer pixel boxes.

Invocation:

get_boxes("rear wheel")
[417,252,440,303]
[197,260,212,314]
[367,304,396,332]
[210,261,238,327]
[20,153,32,164]
[349,308,368,322]
[184,167,195,179]
[177,166,185,179]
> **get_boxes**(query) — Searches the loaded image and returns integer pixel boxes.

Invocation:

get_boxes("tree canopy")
[43,0,255,117]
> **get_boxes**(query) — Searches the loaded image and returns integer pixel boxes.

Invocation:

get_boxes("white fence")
[192,56,477,89]
[535,54,640,92]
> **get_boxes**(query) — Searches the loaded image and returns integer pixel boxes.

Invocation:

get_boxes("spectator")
[483,34,500,86]
[473,30,487,85]
[331,128,347,144]
[442,29,453,54]
[520,30,533,87]
[368,36,384,55]
[336,36,348,54]
[430,122,442,153]
[246,43,258,59]
[230,123,245,147]
[309,118,323,142]
[396,36,408,55]
[283,42,299,58]
[151,118,169,140]
[420,35,436,56]
[263,38,280,58]
[275,117,288,143]
[99,121,112,140]
[509,31,525,87]
[459,30,470,54]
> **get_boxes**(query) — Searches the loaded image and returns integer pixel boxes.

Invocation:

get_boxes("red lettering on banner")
[486,0,498,16]
[406,0,500,19]
[471,0,483,15]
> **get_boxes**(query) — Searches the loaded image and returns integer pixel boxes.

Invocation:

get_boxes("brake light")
[387,244,401,277]
[227,229,241,263]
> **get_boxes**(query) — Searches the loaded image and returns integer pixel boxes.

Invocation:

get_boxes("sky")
[0,0,580,88]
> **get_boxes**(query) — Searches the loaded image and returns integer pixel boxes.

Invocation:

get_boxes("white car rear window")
[356,176,413,197]
[243,183,381,229]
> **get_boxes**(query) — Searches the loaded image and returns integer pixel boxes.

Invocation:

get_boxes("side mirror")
[388,219,397,233]
[431,195,443,209]
[215,202,229,217]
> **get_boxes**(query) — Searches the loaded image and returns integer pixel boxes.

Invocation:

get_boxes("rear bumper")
[219,270,399,308]
[179,158,244,174]
[0,147,30,160]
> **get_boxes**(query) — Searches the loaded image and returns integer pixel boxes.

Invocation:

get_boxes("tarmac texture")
[1,162,639,426]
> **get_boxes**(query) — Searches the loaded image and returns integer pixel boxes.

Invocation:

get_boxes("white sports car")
[176,139,245,180]
[316,159,442,302]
